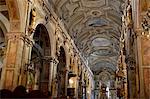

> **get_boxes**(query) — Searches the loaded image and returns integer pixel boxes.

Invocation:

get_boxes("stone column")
[33,62,40,90]
[135,30,145,98]
[40,56,50,92]
[48,57,54,93]
[42,56,57,93]
[19,35,33,87]
[78,65,83,98]
[0,32,25,90]
[51,57,59,97]
[135,29,150,98]
[39,56,54,92]
[125,55,137,98]
[65,66,69,97]
[74,56,78,98]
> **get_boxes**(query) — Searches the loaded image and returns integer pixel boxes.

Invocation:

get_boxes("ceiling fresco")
[51,0,123,81]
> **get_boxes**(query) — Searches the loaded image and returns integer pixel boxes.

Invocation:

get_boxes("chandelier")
[141,8,150,39]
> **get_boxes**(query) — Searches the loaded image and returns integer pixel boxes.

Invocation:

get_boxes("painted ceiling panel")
[92,38,111,47]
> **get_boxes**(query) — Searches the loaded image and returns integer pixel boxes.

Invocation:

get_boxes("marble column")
[0,32,25,90]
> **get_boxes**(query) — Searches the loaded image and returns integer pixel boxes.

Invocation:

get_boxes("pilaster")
[134,29,145,98]
[0,32,26,90]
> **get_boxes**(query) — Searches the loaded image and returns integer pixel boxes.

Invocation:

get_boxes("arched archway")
[0,27,5,80]
[27,24,51,92]
[0,20,7,82]
[56,46,67,98]
[98,70,116,99]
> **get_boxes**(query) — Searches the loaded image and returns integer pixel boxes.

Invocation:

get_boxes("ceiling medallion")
[91,10,101,16]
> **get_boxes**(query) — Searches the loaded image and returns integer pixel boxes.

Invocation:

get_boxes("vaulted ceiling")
[50,0,124,81]
[0,0,9,20]
[0,0,124,84]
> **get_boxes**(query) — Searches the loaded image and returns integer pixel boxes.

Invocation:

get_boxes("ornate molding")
[6,32,24,40]
[42,56,59,64]
[0,47,5,57]
[141,8,150,39]
[126,2,133,28]
[125,55,136,70]
[6,32,34,46]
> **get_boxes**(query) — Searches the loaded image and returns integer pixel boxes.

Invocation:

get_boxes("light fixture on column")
[141,8,150,39]
[68,71,76,88]
[69,78,74,88]
[67,72,76,97]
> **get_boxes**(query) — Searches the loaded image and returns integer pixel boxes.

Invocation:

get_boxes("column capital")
[6,32,24,40]
[6,32,33,46]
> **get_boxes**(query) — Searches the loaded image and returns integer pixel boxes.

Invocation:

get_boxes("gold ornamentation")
[28,8,36,35]
[141,8,150,39]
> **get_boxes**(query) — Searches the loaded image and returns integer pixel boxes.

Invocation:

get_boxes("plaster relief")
[142,38,150,66]
[143,68,150,98]
[4,70,14,89]
[6,40,17,68]
[81,0,106,8]
[66,3,79,16]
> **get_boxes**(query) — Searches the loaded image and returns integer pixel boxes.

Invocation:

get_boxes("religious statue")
[30,8,36,27]
[126,2,132,27]
[28,8,36,34]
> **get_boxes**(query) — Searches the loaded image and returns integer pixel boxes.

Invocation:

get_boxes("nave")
[0,0,150,98]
